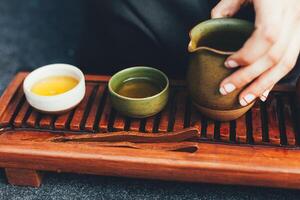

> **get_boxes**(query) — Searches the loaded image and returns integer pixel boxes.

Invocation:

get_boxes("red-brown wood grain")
[267,96,280,145]
[26,110,39,128]
[84,84,106,131]
[173,90,187,131]
[50,127,199,143]
[0,86,24,127]
[206,120,214,140]
[13,101,30,128]
[283,96,295,145]
[252,102,263,144]
[129,118,141,132]
[84,75,110,82]
[236,114,247,143]
[5,168,42,187]
[54,112,72,130]
[189,105,202,132]
[113,112,126,131]
[158,89,175,132]
[220,122,230,141]
[39,115,53,129]
[158,106,171,132]
[0,72,27,119]
[98,96,112,132]
[70,84,96,131]
[0,72,299,189]
[1,135,300,189]
[145,116,156,133]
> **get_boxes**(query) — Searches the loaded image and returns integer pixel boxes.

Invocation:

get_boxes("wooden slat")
[0,72,27,119]
[26,110,39,128]
[84,84,106,131]
[289,95,300,145]
[252,102,263,144]
[145,116,156,133]
[39,115,53,129]
[267,96,280,145]
[55,85,102,130]
[13,101,30,128]
[70,84,95,131]
[158,89,175,132]
[113,112,126,131]
[236,115,247,143]
[129,118,141,132]
[190,105,202,132]
[158,107,171,132]
[220,122,230,141]
[206,119,214,140]
[245,110,254,144]
[84,75,111,82]
[54,112,72,130]
[98,96,112,132]
[173,90,187,131]
[282,96,295,146]
[0,87,24,127]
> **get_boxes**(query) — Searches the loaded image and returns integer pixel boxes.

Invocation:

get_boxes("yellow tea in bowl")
[31,76,79,96]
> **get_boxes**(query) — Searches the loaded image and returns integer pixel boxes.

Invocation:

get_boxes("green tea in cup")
[108,66,169,118]
[116,77,162,98]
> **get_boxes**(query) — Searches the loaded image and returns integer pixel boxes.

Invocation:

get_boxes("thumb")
[211,0,246,18]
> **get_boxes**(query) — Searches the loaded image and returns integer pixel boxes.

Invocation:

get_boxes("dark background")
[0,1,300,199]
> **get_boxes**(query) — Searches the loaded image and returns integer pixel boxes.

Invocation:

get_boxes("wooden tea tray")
[1,72,300,189]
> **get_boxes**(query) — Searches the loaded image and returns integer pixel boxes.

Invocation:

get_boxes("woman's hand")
[212,0,300,106]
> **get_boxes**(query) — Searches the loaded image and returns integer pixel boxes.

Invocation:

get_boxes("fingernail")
[262,90,270,98]
[223,83,236,94]
[240,94,255,106]
[225,60,239,68]
[219,87,227,95]
[260,90,270,102]
[240,98,248,106]
[244,94,256,103]
[219,83,236,95]
[260,96,267,102]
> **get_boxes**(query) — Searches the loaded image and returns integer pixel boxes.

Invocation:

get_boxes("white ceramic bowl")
[23,64,86,114]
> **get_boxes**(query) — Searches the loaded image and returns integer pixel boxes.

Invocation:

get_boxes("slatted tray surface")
[0,72,298,147]
[2,72,300,189]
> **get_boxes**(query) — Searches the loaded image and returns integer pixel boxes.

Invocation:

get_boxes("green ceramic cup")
[108,66,169,118]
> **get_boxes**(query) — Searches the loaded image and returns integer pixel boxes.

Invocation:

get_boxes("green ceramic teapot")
[187,18,255,121]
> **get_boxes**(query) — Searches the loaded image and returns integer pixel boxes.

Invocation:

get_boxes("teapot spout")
[188,29,233,55]
[188,40,234,55]
[188,18,254,55]
[188,40,197,52]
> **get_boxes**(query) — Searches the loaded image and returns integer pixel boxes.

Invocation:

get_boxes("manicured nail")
[225,60,239,68]
[219,83,236,95]
[260,90,270,102]
[262,90,270,98]
[219,87,227,95]
[240,98,248,106]
[240,94,255,106]
[223,83,236,94]
[244,94,255,103]
[260,96,267,102]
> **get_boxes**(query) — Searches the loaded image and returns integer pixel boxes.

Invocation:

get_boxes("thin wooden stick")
[51,127,200,143]
[76,141,200,153]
